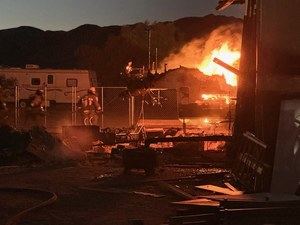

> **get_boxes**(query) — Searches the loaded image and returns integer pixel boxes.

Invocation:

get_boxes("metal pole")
[142,97,145,128]
[128,96,131,127]
[74,86,77,125]
[228,91,232,135]
[71,86,74,125]
[44,85,47,127]
[129,95,135,127]
[132,96,135,126]
[101,87,104,128]
[155,47,158,74]
[71,87,73,125]
[18,86,20,127]
[14,85,19,128]
[147,28,151,71]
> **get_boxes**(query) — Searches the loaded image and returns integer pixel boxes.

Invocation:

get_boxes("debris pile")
[0,125,31,165]
[28,126,86,163]
[0,125,86,165]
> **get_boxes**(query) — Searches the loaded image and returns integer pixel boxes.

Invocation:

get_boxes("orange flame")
[201,94,230,104]
[197,43,240,86]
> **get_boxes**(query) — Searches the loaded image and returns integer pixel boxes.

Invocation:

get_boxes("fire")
[201,94,230,104]
[203,118,210,124]
[197,43,240,86]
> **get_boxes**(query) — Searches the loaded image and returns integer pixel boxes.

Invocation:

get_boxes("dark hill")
[0,15,242,86]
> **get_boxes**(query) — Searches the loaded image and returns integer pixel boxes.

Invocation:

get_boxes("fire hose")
[0,187,58,225]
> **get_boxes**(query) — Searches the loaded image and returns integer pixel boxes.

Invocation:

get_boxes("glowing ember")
[203,118,210,124]
[198,43,240,86]
[201,94,231,104]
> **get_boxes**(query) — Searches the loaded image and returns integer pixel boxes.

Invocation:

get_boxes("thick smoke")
[160,23,243,72]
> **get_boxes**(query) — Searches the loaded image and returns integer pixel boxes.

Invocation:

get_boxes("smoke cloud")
[160,23,243,72]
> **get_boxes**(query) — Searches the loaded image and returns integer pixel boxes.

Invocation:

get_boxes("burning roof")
[159,24,242,87]
[153,66,235,103]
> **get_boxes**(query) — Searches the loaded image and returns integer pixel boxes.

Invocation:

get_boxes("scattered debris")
[122,147,158,175]
[196,184,243,195]
[172,198,219,207]
[224,181,240,192]
[0,125,31,165]
[28,127,86,163]
[232,132,271,192]
[93,173,114,181]
[157,181,195,200]
[170,193,300,225]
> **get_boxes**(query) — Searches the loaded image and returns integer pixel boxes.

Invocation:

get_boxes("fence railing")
[2,86,179,131]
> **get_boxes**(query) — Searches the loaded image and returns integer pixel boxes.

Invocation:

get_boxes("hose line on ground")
[0,187,58,225]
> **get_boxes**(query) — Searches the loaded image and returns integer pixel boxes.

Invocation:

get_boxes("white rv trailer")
[0,66,98,106]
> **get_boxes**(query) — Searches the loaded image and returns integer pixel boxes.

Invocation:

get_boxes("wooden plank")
[199,193,300,203]
[171,213,215,221]
[79,187,165,198]
[145,135,232,147]
[182,222,208,225]
[158,181,195,200]
[170,213,216,225]
[224,182,240,192]
[195,185,243,196]
[243,132,267,149]
[172,198,219,207]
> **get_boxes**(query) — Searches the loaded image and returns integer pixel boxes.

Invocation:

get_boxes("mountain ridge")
[0,15,242,85]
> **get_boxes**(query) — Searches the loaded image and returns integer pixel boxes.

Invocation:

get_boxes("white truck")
[0,66,98,106]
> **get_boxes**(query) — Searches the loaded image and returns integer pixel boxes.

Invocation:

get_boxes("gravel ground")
[0,156,229,225]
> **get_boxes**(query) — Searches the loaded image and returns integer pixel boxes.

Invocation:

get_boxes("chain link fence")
[1,85,179,131]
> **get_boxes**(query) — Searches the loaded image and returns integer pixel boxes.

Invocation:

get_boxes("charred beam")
[216,0,245,11]
[145,135,232,147]
[213,57,240,75]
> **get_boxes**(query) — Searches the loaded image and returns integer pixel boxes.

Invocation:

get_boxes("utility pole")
[155,47,158,74]
[146,27,151,71]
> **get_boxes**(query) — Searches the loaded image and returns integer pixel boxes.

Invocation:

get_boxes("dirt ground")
[0,157,227,225]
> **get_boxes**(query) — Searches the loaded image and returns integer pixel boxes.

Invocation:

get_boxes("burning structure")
[1,1,300,225]
[154,67,233,104]
[154,0,300,195]
[158,1,300,224]
[141,22,242,128]
[160,23,242,86]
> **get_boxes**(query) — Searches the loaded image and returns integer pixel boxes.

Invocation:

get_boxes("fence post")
[14,85,19,128]
[101,87,104,128]
[128,96,131,127]
[71,86,75,125]
[128,95,135,127]
[44,85,47,127]
[74,86,77,126]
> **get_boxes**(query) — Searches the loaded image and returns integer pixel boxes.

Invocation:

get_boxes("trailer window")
[31,78,40,85]
[47,75,54,84]
[66,78,78,87]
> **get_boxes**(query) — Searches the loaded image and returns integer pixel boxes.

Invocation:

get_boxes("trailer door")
[46,74,56,104]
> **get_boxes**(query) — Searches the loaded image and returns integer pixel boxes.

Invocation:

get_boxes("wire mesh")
[97,87,129,128]
[1,86,180,130]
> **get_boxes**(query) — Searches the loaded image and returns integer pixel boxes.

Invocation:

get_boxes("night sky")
[0,0,244,31]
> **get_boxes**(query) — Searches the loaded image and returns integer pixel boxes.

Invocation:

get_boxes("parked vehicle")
[0,65,98,107]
